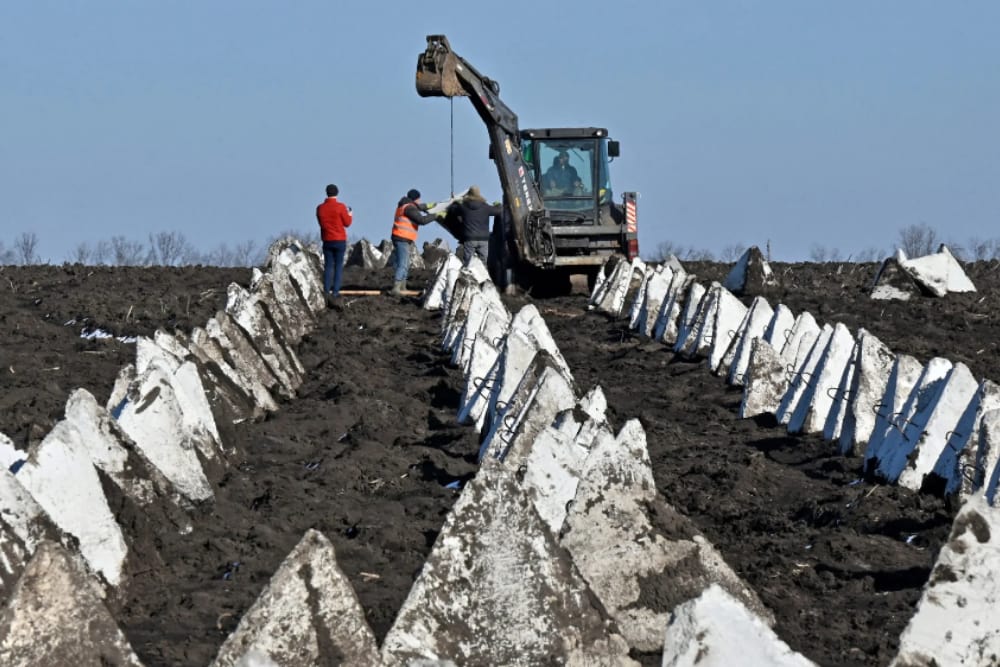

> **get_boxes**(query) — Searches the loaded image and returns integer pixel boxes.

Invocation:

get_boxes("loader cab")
[520,127,618,224]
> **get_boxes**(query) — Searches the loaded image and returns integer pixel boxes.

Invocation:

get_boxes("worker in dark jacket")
[390,188,436,295]
[316,183,353,302]
[445,185,501,267]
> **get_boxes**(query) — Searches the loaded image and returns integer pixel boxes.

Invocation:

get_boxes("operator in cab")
[543,150,583,196]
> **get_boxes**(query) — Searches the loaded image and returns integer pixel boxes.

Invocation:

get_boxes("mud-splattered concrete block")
[0,542,143,666]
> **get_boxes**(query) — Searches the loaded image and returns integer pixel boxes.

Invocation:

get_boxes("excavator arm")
[416,35,555,267]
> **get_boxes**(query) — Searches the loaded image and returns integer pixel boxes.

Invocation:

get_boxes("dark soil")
[2,257,999,666]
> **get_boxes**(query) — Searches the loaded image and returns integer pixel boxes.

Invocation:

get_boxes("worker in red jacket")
[316,183,353,301]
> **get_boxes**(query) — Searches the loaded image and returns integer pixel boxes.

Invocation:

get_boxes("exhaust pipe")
[416,35,467,98]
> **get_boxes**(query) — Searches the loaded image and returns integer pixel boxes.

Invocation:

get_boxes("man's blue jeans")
[393,239,411,282]
[462,240,489,267]
[322,240,347,295]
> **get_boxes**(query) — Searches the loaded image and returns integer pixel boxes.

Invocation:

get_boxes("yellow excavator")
[416,35,639,292]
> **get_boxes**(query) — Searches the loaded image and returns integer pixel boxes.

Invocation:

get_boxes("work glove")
[426,201,437,209]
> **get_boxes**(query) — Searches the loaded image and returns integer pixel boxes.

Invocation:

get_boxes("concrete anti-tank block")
[871,357,954,483]
[863,354,925,473]
[256,257,320,342]
[0,468,61,603]
[822,344,856,443]
[521,407,600,534]
[457,334,499,427]
[740,338,788,419]
[249,267,315,346]
[777,324,832,426]
[673,282,711,357]
[156,329,258,428]
[578,384,609,422]
[562,420,772,653]
[206,312,287,400]
[112,361,215,507]
[480,353,577,464]
[681,282,724,359]
[627,265,658,331]
[380,464,636,667]
[788,323,855,435]
[212,529,379,666]
[225,283,304,397]
[894,362,979,491]
[778,311,820,372]
[441,272,481,350]
[67,388,182,509]
[706,286,748,373]
[934,380,1000,498]
[0,542,144,667]
[13,421,129,586]
[979,411,1000,504]
[723,296,774,386]
[483,305,573,421]
[637,267,673,337]
[722,245,779,296]
[185,325,279,418]
[422,253,463,311]
[653,271,695,345]
[897,244,977,297]
[272,243,326,318]
[762,303,796,351]
[345,238,386,270]
[588,255,619,308]
[593,256,646,319]
[661,585,815,667]
[837,330,895,456]
[870,254,921,301]
[136,337,225,462]
[891,495,1000,667]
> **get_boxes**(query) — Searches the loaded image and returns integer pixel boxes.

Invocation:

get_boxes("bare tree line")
[647,224,1000,265]
[0,229,317,267]
[3,224,999,267]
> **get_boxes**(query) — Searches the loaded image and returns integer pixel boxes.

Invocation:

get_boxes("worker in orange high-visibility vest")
[390,188,437,295]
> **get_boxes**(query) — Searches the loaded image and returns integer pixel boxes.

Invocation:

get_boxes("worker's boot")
[389,280,404,296]
[401,280,408,292]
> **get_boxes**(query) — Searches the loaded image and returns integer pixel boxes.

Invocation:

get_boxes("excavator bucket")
[416,35,467,98]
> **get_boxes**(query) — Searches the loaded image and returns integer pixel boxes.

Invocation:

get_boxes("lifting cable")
[450,97,455,197]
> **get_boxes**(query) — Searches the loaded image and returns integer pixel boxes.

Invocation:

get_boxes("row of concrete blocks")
[342,237,452,271]
[0,238,332,665]
[592,253,1000,665]
[410,253,820,665]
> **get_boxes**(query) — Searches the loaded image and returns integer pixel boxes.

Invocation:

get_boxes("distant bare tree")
[645,240,683,263]
[720,243,747,262]
[897,223,938,258]
[0,242,15,265]
[684,248,716,261]
[233,240,258,266]
[93,239,111,265]
[202,243,234,267]
[853,246,883,263]
[13,232,40,265]
[110,235,149,266]
[810,244,830,262]
[148,231,193,266]
[69,242,92,264]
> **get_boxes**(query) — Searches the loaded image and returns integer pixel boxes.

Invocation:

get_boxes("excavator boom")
[415,35,554,268]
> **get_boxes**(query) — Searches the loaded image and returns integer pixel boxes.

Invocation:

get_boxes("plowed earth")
[2,258,1000,666]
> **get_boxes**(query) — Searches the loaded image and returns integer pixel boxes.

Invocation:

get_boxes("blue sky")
[2,1,998,263]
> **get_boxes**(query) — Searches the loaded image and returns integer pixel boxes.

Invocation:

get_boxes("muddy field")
[2,256,1000,666]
